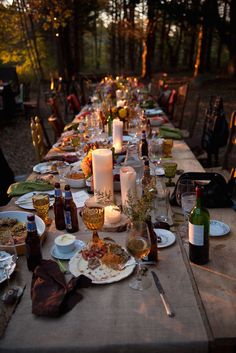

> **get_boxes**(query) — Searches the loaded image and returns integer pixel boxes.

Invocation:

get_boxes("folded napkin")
[159,126,182,140]
[31,260,91,317]
[7,180,54,197]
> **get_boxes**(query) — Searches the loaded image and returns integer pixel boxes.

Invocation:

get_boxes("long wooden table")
[0,131,235,353]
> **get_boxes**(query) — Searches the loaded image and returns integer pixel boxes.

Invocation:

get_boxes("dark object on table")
[153,221,170,230]
[201,96,229,167]
[170,172,233,208]
[0,147,15,206]
[25,214,42,272]
[31,260,91,317]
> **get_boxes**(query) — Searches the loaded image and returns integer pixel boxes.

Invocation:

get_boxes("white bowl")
[54,234,76,254]
[64,173,85,188]
[0,210,46,255]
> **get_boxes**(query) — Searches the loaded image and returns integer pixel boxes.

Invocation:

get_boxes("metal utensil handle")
[160,293,175,317]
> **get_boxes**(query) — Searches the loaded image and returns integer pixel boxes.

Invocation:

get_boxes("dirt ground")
[0,74,235,179]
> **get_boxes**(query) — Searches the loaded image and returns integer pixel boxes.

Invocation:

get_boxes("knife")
[151,271,175,318]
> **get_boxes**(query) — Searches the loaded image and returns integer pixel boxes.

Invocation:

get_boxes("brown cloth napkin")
[31,260,91,317]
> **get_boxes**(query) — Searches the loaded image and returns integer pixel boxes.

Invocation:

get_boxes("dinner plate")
[33,161,69,174]
[15,190,55,210]
[0,211,46,255]
[154,229,176,248]
[51,240,85,260]
[0,251,16,284]
[69,249,136,284]
[209,220,230,237]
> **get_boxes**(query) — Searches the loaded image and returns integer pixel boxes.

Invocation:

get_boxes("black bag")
[170,172,233,208]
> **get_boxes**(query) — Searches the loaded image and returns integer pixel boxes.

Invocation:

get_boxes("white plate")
[33,161,69,174]
[0,210,45,240]
[69,249,136,284]
[145,108,163,116]
[0,251,16,284]
[210,220,230,237]
[51,240,85,260]
[154,229,176,248]
[15,190,55,210]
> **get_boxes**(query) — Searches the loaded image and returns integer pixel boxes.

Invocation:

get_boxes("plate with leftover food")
[33,161,69,174]
[0,211,45,254]
[209,220,230,237]
[154,229,176,248]
[69,239,135,284]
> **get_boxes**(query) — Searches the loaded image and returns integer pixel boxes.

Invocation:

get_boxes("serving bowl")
[64,171,86,188]
[0,210,46,255]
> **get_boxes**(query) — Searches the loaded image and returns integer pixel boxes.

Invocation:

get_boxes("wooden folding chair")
[30,116,50,162]
[223,111,236,170]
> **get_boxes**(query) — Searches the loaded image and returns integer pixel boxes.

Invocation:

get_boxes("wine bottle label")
[189,222,204,246]
[65,211,72,229]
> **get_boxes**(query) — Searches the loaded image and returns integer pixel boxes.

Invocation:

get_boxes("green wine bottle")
[188,186,210,265]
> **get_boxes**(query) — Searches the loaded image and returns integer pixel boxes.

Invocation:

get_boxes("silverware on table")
[151,270,175,318]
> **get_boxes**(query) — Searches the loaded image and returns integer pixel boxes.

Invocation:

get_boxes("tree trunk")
[144,0,157,78]
[228,0,236,76]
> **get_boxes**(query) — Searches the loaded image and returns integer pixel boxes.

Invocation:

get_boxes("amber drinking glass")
[32,193,51,225]
[163,162,177,187]
[82,206,104,242]
[162,139,173,158]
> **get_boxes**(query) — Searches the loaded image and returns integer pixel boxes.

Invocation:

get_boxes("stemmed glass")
[0,240,22,304]
[82,206,104,242]
[148,138,164,175]
[163,162,177,186]
[176,179,196,239]
[126,221,151,291]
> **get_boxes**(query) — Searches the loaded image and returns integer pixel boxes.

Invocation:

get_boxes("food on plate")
[81,240,130,271]
[50,161,67,172]
[0,217,27,245]
[66,172,85,180]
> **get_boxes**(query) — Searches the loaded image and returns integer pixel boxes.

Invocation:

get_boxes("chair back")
[223,111,236,169]
[30,116,48,162]
[172,83,189,128]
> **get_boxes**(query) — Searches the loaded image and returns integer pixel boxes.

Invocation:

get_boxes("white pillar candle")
[113,119,123,153]
[116,99,126,107]
[104,205,121,224]
[120,166,137,207]
[92,149,114,201]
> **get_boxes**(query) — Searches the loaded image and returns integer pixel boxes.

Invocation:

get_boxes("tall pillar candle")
[120,166,137,207]
[92,149,114,201]
[112,119,123,153]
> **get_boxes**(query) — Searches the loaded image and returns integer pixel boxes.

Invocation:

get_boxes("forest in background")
[0,0,236,84]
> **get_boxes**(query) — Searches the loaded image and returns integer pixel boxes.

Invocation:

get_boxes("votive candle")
[104,205,121,224]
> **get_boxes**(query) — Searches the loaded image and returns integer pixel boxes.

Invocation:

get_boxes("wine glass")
[176,180,196,239]
[82,206,104,242]
[0,240,23,304]
[163,162,177,186]
[148,138,164,175]
[126,221,151,291]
